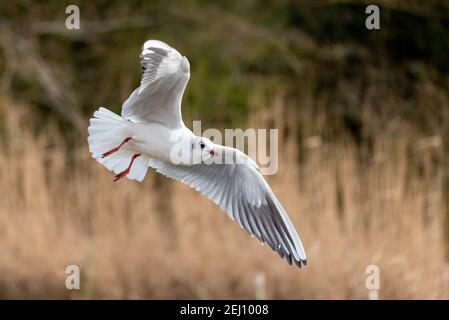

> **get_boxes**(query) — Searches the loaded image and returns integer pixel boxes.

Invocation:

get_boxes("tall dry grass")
[0,95,448,299]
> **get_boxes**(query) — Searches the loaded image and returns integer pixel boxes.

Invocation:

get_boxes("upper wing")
[121,40,190,128]
[149,146,307,267]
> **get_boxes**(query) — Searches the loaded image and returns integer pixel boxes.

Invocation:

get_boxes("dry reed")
[0,96,447,299]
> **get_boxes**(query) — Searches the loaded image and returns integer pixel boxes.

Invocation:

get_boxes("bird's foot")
[102,137,132,158]
[113,153,141,182]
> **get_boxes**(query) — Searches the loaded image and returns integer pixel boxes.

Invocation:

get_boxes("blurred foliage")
[0,0,449,146]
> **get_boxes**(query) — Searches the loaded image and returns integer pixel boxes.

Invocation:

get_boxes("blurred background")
[1,0,449,299]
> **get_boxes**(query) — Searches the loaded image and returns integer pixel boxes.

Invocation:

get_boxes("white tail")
[87,107,149,182]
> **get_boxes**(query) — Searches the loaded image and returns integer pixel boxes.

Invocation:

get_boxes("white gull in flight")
[87,40,307,267]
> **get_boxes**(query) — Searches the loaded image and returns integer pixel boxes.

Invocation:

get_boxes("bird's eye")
[200,143,205,149]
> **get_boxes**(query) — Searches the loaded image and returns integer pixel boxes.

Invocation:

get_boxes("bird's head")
[191,136,215,163]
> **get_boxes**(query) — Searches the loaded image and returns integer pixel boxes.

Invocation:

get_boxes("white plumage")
[87,40,307,267]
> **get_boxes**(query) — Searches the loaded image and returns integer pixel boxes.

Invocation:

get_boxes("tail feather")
[87,107,149,182]
[94,107,124,121]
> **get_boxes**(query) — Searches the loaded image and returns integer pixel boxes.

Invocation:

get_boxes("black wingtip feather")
[293,258,308,268]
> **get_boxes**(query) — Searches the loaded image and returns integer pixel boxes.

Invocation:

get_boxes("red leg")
[102,137,132,158]
[113,153,142,182]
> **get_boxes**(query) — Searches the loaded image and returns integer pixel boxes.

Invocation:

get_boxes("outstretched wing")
[149,146,307,267]
[121,40,190,128]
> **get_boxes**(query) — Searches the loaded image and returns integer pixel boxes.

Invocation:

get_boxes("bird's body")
[87,40,307,267]
[131,122,191,162]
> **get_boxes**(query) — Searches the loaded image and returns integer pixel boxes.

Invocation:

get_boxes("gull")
[87,40,307,267]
